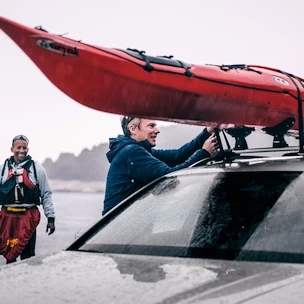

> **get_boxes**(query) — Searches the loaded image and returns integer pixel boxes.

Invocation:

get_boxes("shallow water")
[0,192,103,265]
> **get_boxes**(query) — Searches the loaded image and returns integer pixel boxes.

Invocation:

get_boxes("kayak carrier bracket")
[225,126,255,150]
[262,117,295,148]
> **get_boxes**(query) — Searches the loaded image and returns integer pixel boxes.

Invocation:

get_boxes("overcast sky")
[1,0,304,163]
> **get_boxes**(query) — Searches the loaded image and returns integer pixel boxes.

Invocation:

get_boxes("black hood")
[106,135,153,163]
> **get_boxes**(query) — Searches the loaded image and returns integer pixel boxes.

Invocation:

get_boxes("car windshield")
[79,171,304,263]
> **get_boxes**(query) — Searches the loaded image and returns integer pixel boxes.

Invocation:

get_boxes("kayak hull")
[1,16,303,129]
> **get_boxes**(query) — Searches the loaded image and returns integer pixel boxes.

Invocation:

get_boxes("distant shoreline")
[49,179,105,193]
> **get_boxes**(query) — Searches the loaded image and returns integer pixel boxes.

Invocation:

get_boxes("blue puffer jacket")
[102,128,212,215]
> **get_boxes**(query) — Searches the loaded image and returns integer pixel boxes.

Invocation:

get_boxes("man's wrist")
[47,217,55,223]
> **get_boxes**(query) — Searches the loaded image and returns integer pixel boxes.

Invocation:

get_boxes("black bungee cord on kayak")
[177,60,192,77]
[156,55,192,77]
[219,64,262,74]
[34,25,48,32]
[127,49,154,72]
[125,50,193,77]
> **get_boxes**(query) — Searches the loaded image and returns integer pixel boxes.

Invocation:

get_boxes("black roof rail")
[191,145,301,168]
[233,146,299,154]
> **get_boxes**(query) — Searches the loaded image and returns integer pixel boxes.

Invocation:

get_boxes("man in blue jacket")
[102,117,218,215]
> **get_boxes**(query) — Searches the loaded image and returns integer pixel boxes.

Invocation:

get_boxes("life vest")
[0,156,41,205]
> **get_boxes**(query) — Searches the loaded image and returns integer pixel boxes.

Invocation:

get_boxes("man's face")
[132,119,160,147]
[11,140,29,163]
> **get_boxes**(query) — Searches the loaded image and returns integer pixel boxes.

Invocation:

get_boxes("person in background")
[102,117,218,215]
[0,135,55,264]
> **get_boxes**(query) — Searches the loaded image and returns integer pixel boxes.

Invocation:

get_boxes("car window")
[188,172,300,259]
[80,171,303,262]
[239,172,304,257]
[81,174,216,255]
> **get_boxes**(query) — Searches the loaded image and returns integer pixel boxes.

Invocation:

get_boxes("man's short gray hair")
[120,116,142,136]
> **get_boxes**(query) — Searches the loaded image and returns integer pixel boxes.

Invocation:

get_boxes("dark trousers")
[6,230,36,264]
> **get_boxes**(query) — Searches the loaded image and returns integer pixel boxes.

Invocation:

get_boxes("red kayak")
[1,16,304,129]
